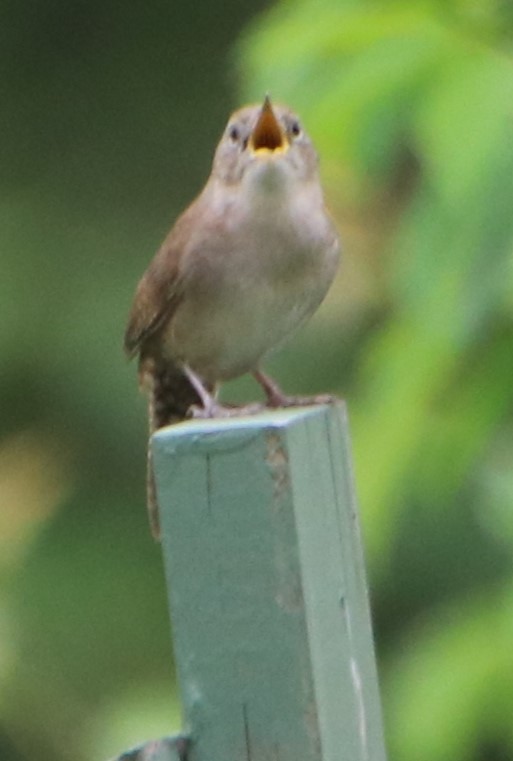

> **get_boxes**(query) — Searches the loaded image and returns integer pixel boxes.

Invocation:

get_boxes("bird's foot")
[267,392,337,409]
[187,401,266,420]
[253,369,337,410]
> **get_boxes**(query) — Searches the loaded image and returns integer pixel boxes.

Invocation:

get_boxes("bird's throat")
[246,157,290,197]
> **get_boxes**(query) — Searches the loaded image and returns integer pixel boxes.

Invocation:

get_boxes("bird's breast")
[161,190,340,382]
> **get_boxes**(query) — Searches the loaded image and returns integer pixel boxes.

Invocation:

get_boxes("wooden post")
[150,403,387,761]
[110,737,188,761]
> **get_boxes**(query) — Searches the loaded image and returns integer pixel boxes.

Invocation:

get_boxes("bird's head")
[211,96,319,191]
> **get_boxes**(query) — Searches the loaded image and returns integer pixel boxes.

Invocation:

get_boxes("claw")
[269,393,337,408]
[187,402,267,420]
[253,369,338,409]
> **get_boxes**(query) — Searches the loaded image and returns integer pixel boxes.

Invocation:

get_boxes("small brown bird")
[124,97,340,537]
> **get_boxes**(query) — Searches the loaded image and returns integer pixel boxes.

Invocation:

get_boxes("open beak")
[249,96,289,155]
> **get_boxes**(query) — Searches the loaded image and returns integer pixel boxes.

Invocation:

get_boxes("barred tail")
[139,357,202,540]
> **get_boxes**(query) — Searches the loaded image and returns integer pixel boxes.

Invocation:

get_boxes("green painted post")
[110,737,188,761]
[151,403,387,761]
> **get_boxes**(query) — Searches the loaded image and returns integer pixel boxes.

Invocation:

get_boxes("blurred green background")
[2,0,513,759]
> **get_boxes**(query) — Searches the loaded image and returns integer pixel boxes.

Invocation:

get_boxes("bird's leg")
[252,369,288,407]
[183,366,265,419]
[183,365,221,417]
[253,368,337,408]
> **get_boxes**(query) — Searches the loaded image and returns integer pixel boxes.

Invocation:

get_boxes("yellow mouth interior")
[251,144,289,156]
[249,101,289,155]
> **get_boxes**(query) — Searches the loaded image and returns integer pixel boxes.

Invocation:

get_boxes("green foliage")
[239,1,513,759]
[2,1,513,759]
[0,2,268,759]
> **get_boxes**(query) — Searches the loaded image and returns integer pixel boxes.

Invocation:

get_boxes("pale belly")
[160,173,340,382]
[163,236,339,382]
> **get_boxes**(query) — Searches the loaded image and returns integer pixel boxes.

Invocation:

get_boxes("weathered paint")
[151,403,387,761]
[110,735,188,761]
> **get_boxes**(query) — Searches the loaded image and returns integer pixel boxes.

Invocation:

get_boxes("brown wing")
[123,207,194,359]
[124,189,207,357]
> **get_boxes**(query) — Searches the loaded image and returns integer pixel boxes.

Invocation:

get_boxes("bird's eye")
[290,121,301,137]
[228,125,240,142]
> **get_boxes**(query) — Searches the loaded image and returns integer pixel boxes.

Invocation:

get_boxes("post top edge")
[152,401,345,445]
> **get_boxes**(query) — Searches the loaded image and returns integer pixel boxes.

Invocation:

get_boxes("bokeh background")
[2,1,513,759]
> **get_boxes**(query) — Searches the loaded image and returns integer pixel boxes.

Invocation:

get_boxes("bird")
[124,96,340,538]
